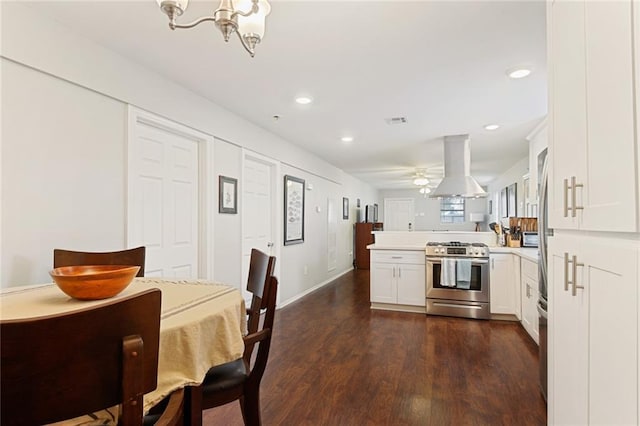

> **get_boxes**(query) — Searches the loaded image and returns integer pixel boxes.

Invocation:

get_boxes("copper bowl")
[49,265,140,300]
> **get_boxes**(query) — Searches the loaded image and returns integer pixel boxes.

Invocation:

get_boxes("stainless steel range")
[425,241,490,319]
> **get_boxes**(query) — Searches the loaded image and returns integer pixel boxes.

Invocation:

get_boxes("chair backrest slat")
[53,246,146,277]
[246,275,278,385]
[246,249,276,336]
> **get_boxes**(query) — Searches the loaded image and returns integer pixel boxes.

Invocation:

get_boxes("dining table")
[0,277,247,426]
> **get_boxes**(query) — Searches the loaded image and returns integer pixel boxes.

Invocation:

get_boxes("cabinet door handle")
[526,284,531,298]
[564,178,570,217]
[570,176,584,218]
[398,267,401,278]
[564,252,571,291]
[391,256,402,259]
[571,255,585,296]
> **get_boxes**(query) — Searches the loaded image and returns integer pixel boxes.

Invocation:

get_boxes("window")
[440,198,465,223]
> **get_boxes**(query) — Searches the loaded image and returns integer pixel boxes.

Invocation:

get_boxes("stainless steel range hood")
[430,134,488,198]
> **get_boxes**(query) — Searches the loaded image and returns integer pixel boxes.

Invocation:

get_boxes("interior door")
[383,198,415,231]
[327,197,337,272]
[128,108,207,278]
[242,153,277,301]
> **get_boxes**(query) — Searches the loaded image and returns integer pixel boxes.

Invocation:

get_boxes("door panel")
[370,263,396,304]
[383,198,415,231]
[327,198,337,272]
[129,112,199,278]
[585,241,637,425]
[242,155,276,301]
[396,263,425,306]
[548,1,586,230]
[548,235,588,425]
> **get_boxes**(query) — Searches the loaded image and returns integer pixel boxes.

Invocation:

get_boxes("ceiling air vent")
[385,117,408,125]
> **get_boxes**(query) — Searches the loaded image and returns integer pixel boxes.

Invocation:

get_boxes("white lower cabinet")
[370,250,425,309]
[489,253,520,316]
[549,233,638,425]
[520,258,539,344]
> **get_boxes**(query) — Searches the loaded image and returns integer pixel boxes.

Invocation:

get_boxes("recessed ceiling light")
[295,96,313,105]
[484,124,500,131]
[341,136,354,143]
[507,68,532,79]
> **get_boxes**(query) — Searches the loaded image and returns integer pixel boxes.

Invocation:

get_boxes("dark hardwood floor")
[203,269,547,425]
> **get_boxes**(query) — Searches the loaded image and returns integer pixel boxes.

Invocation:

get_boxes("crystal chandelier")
[157,0,271,57]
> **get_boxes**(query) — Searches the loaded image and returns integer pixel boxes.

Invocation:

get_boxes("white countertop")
[490,246,539,263]
[367,244,539,263]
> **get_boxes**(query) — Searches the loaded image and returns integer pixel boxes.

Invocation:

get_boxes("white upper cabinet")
[548,0,637,232]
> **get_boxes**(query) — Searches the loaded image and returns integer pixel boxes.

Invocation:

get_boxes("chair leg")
[239,388,261,426]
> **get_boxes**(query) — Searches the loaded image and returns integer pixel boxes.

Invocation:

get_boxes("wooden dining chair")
[53,246,146,277]
[0,289,184,426]
[200,275,279,426]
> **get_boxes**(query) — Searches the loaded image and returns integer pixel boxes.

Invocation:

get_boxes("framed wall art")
[218,175,237,214]
[500,187,508,218]
[284,175,305,245]
[343,197,349,220]
[507,182,517,217]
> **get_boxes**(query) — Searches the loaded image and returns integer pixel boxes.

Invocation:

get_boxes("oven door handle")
[426,258,489,265]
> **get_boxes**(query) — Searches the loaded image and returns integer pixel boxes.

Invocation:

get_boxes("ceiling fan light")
[413,177,429,186]
[419,187,431,194]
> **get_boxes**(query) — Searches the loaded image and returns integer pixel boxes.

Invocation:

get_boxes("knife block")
[507,234,521,248]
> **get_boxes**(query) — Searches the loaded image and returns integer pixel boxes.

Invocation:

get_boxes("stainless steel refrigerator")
[537,148,550,402]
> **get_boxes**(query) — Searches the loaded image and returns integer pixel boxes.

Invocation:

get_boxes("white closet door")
[241,154,276,300]
[383,198,415,231]
[327,198,337,272]
[128,109,203,278]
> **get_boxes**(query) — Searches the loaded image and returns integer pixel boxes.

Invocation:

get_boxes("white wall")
[378,189,489,231]
[526,119,548,217]
[0,2,379,302]
[212,138,243,289]
[2,60,127,286]
[486,156,529,227]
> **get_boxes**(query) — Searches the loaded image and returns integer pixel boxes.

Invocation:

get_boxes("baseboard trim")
[277,267,354,309]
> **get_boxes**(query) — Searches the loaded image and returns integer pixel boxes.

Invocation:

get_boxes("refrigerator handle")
[539,157,549,286]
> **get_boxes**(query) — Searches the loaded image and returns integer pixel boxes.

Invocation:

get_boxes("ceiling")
[25,0,548,190]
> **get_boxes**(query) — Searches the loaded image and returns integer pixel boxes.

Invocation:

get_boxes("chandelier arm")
[235,30,256,57]
[231,0,259,18]
[171,16,217,30]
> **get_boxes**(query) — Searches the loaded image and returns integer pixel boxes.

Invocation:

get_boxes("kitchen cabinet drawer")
[371,250,425,265]
[521,258,538,281]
